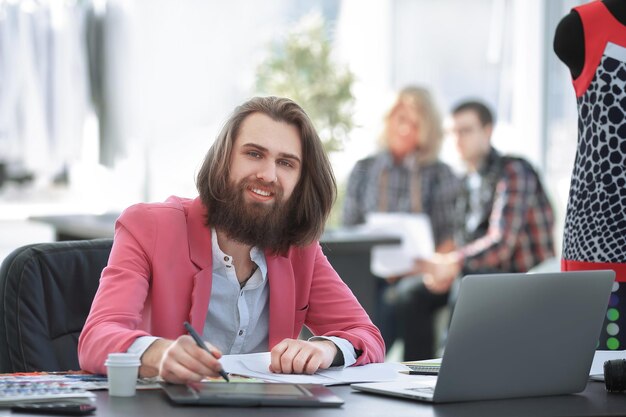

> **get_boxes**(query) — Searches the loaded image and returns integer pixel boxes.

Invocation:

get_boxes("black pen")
[183,321,230,382]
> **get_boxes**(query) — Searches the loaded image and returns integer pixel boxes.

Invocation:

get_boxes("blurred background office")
[0,0,581,262]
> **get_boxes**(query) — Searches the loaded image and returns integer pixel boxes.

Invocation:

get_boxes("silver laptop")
[352,270,615,403]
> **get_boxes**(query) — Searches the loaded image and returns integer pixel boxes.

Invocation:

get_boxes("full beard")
[207,178,295,252]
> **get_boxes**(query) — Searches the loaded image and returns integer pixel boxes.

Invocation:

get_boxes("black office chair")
[0,239,112,372]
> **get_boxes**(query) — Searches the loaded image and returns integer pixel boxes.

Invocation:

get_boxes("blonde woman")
[342,86,459,360]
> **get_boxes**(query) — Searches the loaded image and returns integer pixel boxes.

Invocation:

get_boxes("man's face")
[229,112,302,207]
[451,110,492,166]
[207,112,302,250]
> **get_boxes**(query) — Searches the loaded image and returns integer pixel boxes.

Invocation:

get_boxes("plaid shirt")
[457,148,555,273]
[342,151,459,247]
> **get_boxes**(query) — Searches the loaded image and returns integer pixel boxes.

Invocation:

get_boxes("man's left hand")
[269,339,338,374]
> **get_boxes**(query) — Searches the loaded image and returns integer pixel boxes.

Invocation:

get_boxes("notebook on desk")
[352,270,615,403]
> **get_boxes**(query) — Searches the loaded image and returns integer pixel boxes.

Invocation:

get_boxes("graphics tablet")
[161,382,344,407]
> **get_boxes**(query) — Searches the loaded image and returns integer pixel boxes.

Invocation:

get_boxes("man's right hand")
[419,253,461,294]
[139,336,225,383]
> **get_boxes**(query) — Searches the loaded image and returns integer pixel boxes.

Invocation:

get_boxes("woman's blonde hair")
[383,86,443,163]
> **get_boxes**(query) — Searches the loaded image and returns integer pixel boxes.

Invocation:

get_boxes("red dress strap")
[573,1,626,97]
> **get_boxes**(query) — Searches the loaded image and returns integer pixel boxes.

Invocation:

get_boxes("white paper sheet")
[589,350,626,378]
[220,352,408,385]
[365,212,434,277]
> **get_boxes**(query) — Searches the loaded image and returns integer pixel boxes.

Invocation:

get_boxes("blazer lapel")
[267,253,295,347]
[186,197,214,330]
[189,269,213,330]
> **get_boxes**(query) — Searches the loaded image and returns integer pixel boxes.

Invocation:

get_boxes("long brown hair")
[196,96,337,252]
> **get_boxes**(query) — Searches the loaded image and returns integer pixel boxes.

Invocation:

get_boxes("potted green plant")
[255,13,355,153]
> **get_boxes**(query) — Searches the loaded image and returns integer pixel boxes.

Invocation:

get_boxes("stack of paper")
[220,353,407,385]
[0,377,95,405]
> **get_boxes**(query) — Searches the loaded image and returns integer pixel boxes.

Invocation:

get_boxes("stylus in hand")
[183,321,230,382]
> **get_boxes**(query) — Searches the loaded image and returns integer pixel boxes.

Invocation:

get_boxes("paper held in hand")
[365,212,434,278]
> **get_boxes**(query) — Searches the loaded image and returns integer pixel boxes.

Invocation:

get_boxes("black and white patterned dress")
[562,1,626,350]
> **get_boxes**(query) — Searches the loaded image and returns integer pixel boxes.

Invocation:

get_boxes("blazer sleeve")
[303,244,385,365]
[78,204,156,374]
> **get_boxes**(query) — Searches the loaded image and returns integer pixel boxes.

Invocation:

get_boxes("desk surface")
[9,382,616,417]
[30,213,401,247]
[30,213,119,240]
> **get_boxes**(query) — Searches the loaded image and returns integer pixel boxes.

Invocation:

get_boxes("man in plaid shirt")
[417,100,556,295]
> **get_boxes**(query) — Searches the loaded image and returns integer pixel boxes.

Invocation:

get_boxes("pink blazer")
[78,196,384,374]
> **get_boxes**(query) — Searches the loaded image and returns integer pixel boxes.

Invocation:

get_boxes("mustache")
[207,174,293,252]
[239,178,280,195]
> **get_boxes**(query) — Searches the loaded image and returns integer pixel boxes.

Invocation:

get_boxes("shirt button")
[238,330,244,336]
[224,256,229,261]
[226,265,231,268]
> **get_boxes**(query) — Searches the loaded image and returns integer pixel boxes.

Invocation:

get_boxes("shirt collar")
[211,228,268,283]
[476,146,501,176]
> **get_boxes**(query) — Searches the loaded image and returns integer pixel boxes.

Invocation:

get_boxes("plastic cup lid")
[104,353,141,367]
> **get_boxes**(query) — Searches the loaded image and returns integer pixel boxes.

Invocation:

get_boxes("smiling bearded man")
[78,96,385,384]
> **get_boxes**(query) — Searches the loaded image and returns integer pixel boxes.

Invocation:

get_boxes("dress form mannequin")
[554,0,626,78]
[554,0,626,351]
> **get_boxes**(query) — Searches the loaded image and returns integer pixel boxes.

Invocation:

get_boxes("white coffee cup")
[104,353,141,397]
